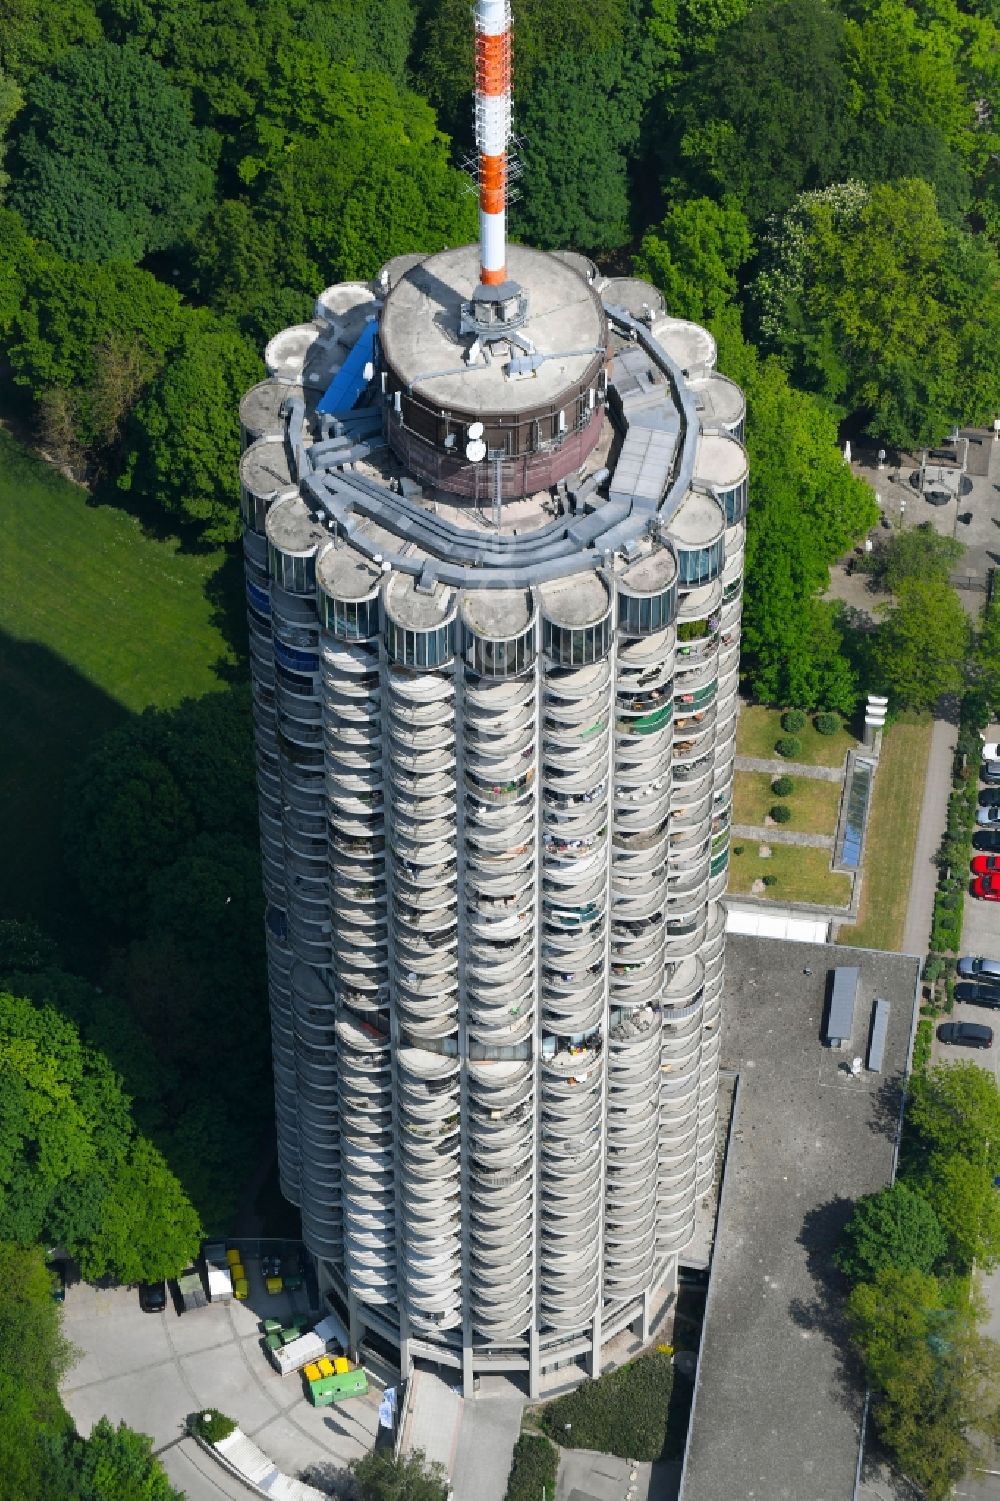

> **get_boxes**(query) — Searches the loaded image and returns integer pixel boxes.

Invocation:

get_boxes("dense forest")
[0,0,998,1492]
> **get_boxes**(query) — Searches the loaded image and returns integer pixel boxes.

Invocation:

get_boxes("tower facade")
[239,248,746,1395]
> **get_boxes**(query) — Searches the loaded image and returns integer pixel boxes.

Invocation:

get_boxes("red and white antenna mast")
[474,0,512,288]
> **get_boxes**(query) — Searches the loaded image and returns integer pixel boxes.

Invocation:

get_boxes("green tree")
[975,599,1000,717]
[873,578,970,711]
[737,342,877,708]
[63,737,195,930]
[119,315,260,539]
[0,0,102,82]
[918,1151,1000,1273]
[873,524,965,594]
[75,1138,202,1285]
[352,1448,449,1501]
[848,1264,1000,1500]
[753,179,1000,446]
[7,249,183,448]
[636,196,752,324]
[669,0,849,222]
[835,1182,948,1284]
[10,43,217,263]
[907,1062,1000,1176]
[841,0,978,220]
[0,990,201,1279]
[40,1416,183,1501]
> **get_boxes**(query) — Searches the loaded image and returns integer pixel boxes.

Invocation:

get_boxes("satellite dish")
[466,439,487,462]
[467,421,485,440]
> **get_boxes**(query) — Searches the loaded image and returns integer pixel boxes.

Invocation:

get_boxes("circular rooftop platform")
[380,243,607,417]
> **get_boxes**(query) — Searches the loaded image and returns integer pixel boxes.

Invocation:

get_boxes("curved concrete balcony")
[617,624,676,667]
[277,682,322,722]
[544,658,612,701]
[614,784,671,829]
[541,989,605,1040]
[464,766,536,808]
[677,578,723,623]
[465,672,536,711]
[542,754,609,799]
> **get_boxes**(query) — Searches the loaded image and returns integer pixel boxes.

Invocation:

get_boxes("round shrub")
[770,803,792,824]
[781,709,807,733]
[191,1409,236,1444]
[732,844,744,856]
[814,712,841,736]
[775,735,801,759]
[771,775,794,797]
[762,873,778,887]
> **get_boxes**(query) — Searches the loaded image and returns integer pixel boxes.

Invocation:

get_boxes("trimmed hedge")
[504,1434,558,1501]
[771,775,795,796]
[770,803,792,824]
[814,711,841,735]
[775,735,801,759]
[781,709,807,733]
[762,872,778,887]
[541,1351,673,1461]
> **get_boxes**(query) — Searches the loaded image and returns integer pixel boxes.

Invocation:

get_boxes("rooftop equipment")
[825,967,859,1049]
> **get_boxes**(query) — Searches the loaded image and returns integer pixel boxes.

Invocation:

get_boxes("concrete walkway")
[731,824,834,849]
[735,755,844,782]
[901,717,958,957]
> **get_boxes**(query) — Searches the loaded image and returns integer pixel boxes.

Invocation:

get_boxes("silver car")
[958,956,1000,979]
[978,805,1000,826]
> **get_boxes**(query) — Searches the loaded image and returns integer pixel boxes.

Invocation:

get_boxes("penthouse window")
[542,614,612,667]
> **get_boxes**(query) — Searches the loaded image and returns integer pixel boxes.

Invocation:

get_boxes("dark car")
[983,762,1000,783]
[954,981,1000,1007]
[973,830,1000,853]
[138,1280,167,1314]
[49,1260,66,1303]
[938,1021,994,1049]
[980,788,1000,807]
[958,956,1000,979]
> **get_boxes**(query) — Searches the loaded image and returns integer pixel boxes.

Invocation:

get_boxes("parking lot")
[60,1255,380,1498]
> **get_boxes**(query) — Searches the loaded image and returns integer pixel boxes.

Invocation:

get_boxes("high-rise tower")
[239,4,747,1398]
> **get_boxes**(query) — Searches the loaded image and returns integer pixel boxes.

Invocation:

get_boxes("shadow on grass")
[0,630,127,956]
[204,546,251,677]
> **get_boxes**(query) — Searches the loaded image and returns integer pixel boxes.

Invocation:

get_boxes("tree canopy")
[0,990,201,1279]
[10,42,217,262]
[835,1182,948,1284]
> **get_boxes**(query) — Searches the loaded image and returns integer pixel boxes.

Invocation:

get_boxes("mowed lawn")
[732,770,843,836]
[0,430,238,928]
[838,714,933,952]
[737,705,858,769]
[729,843,853,908]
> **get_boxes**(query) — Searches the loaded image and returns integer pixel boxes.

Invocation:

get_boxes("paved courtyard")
[60,1273,379,1497]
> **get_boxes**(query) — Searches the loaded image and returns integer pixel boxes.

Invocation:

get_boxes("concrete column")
[589,1309,603,1379]
[348,1289,363,1361]
[399,1307,413,1382]
[462,1341,475,1399]
[529,1327,541,1400]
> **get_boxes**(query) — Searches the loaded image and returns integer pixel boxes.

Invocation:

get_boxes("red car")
[972,854,1000,875]
[973,873,1000,901]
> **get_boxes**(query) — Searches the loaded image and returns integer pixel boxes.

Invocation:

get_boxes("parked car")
[983,740,1000,762]
[972,855,1000,875]
[50,1261,66,1303]
[938,1021,994,1048]
[973,874,1000,900]
[138,1280,167,1313]
[958,956,1000,979]
[973,830,1000,853]
[979,788,1000,807]
[977,805,1000,825]
[984,762,1000,783]
[955,981,1000,1006]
